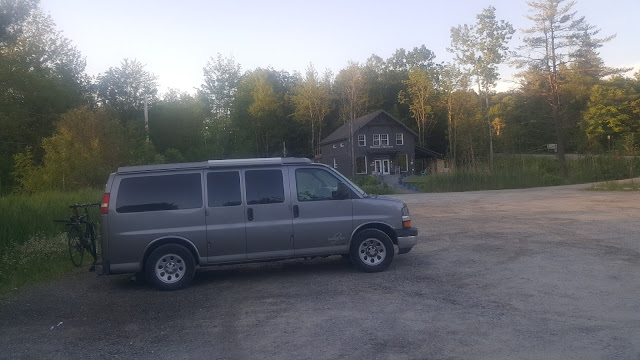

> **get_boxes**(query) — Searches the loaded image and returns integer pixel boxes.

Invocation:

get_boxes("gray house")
[318,110,418,177]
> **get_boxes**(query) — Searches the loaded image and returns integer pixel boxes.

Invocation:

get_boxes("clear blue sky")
[40,0,640,94]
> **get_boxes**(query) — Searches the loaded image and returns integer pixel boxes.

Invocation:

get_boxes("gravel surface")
[1,184,639,359]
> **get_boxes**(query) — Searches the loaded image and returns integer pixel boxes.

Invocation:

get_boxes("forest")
[1,0,639,194]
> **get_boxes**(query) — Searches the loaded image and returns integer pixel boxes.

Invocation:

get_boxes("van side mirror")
[335,182,351,200]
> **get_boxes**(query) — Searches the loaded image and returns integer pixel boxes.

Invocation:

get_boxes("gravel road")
[1,184,639,359]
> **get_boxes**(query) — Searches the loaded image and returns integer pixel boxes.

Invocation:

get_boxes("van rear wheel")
[146,244,195,291]
[350,229,394,273]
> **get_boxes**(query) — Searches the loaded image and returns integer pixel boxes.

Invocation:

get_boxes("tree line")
[1,0,638,193]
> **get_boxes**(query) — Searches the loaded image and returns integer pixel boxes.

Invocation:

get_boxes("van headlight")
[402,204,411,229]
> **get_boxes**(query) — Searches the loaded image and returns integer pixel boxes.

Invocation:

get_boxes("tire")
[85,223,98,261]
[145,244,195,291]
[350,229,395,273]
[68,226,85,267]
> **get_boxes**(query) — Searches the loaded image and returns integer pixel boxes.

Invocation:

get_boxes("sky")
[39,0,640,94]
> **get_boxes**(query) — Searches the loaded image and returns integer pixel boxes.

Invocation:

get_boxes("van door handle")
[293,205,299,218]
[247,208,254,221]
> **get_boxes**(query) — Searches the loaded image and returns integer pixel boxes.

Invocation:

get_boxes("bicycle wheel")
[85,223,98,261]
[68,226,85,267]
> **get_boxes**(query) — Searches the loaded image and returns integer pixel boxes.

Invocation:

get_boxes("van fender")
[142,236,203,267]
[349,222,398,248]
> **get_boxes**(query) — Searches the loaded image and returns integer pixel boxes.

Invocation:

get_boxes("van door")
[205,170,247,263]
[243,168,293,259]
[289,167,353,256]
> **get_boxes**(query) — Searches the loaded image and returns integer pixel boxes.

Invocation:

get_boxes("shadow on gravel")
[105,256,355,291]
[191,256,352,287]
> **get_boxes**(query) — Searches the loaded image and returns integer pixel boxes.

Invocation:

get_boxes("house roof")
[319,110,418,145]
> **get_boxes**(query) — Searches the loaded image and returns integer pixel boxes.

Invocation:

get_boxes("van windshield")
[328,167,367,196]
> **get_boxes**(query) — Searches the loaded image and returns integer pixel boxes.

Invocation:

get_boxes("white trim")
[373,134,381,146]
[396,133,404,145]
[333,158,337,169]
[358,134,366,146]
[381,134,389,146]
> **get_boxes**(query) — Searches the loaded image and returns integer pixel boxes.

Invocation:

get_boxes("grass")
[0,189,102,293]
[404,156,640,193]
[589,181,640,191]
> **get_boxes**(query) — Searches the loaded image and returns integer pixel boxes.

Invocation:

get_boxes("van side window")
[295,168,341,201]
[116,173,202,213]
[207,171,242,207]
[245,170,284,205]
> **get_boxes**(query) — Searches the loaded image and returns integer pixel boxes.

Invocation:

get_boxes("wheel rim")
[358,238,386,266]
[154,253,186,284]
[68,232,84,267]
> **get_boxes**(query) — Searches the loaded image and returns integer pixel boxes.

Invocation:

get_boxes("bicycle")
[54,203,100,268]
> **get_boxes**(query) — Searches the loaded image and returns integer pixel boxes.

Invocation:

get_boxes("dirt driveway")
[1,184,639,359]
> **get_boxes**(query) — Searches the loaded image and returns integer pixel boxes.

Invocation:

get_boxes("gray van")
[97,158,417,290]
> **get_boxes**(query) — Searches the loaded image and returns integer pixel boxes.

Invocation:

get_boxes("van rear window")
[116,173,202,213]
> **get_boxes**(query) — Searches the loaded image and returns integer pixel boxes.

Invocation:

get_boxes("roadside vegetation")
[589,181,640,191]
[352,176,393,195]
[0,189,101,293]
[403,157,640,192]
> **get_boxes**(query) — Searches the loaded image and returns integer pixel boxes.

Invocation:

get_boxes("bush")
[352,176,393,195]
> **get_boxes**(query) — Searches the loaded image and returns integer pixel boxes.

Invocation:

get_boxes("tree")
[291,64,332,156]
[450,6,514,171]
[516,0,615,175]
[96,58,158,126]
[0,4,87,191]
[335,62,369,123]
[149,92,208,160]
[201,54,241,151]
[438,63,467,168]
[0,0,38,48]
[583,80,640,151]
[12,107,132,192]
[398,67,436,146]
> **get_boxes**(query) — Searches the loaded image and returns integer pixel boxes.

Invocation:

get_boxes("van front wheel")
[350,229,394,273]
[146,244,195,290]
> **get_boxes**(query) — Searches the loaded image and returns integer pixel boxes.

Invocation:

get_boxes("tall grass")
[0,189,102,292]
[0,189,102,250]
[404,156,640,193]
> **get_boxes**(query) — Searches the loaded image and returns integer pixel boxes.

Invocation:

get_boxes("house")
[318,110,419,177]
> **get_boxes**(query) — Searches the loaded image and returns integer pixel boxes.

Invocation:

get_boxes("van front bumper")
[396,227,418,254]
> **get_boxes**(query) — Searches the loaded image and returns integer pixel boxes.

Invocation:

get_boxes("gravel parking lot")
[1,184,639,359]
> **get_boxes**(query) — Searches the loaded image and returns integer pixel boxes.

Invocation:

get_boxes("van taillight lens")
[101,193,110,215]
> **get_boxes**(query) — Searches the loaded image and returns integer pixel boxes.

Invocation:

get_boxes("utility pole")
[144,95,149,143]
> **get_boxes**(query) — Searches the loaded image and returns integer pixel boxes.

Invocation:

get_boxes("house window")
[373,134,381,146]
[333,158,337,169]
[395,154,408,172]
[358,134,366,146]
[396,133,404,145]
[355,156,367,174]
[340,142,344,147]
[381,134,389,146]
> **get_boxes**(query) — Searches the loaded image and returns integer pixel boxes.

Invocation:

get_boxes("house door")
[382,159,390,174]
[374,159,390,175]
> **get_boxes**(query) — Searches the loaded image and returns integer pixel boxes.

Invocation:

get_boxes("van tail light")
[402,216,411,229]
[101,193,110,215]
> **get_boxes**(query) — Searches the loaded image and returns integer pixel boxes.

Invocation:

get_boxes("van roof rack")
[116,157,312,174]
[207,157,311,167]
